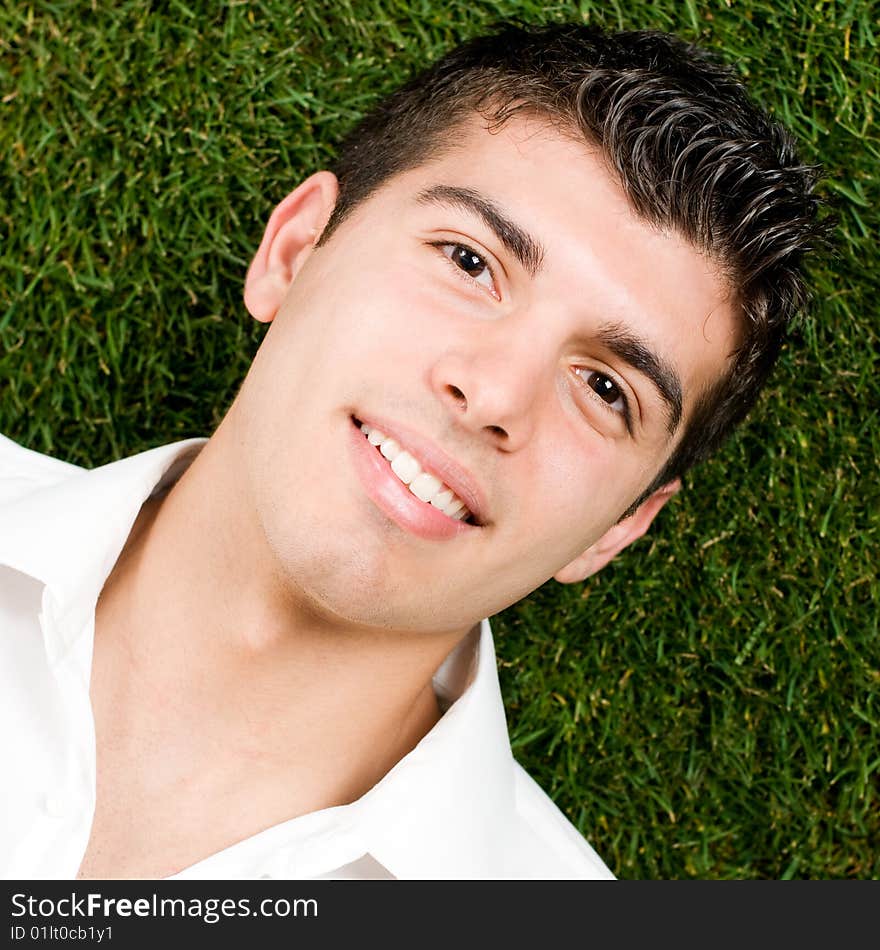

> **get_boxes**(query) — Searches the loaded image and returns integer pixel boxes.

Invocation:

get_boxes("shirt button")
[44,792,67,818]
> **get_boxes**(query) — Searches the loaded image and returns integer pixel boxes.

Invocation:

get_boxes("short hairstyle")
[318,22,830,516]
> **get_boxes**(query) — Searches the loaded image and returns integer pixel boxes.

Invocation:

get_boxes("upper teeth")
[360,423,472,521]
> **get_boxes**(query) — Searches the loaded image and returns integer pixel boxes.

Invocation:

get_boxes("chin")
[262,520,399,626]
[275,543,480,635]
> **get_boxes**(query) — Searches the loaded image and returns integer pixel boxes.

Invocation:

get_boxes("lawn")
[1,0,877,878]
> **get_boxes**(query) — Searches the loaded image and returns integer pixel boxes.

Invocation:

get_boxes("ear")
[553,480,681,584]
[243,170,339,322]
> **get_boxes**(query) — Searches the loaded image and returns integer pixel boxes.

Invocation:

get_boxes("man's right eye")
[430,242,499,297]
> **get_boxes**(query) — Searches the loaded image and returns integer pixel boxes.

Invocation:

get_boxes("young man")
[1,23,825,879]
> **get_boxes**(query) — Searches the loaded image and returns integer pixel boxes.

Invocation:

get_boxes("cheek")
[519,432,640,559]
[322,250,433,338]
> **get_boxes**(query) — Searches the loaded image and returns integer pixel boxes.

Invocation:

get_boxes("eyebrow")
[415,184,546,277]
[597,323,683,434]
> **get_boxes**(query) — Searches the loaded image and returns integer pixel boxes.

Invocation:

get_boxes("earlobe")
[553,479,681,584]
[243,171,339,323]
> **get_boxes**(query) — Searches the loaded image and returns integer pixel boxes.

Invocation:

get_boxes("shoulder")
[509,762,616,880]
[0,433,84,507]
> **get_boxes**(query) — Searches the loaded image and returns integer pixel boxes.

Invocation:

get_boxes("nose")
[429,328,547,451]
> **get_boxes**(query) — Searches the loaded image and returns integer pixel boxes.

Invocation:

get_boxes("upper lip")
[354,413,490,526]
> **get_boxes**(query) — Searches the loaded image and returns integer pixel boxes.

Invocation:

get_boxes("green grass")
[2,1,877,879]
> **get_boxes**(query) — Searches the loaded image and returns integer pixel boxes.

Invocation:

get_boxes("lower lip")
[348,418,476,541]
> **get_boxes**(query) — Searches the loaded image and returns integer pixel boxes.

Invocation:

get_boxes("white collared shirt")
[0,434,614,880]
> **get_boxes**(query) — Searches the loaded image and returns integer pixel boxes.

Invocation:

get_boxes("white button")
[44,792,67,818]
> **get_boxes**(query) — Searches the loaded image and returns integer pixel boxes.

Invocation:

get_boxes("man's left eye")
[576,368,629,418]
[438,243,497,293]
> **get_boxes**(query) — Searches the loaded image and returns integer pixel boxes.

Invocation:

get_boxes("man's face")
[230,116,738,635]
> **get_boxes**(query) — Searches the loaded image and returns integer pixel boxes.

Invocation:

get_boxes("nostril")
[486,425,508,439]
[447,385,467,405]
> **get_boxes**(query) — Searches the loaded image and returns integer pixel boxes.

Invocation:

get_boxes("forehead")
[351,114,740,431]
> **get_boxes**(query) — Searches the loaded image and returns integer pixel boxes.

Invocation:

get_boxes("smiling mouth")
[353,418,478,525]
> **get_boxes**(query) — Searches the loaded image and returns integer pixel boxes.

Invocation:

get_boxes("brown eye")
[451,245,488,277]
[576,368,628,418]
[589,372,621,405]
[436,242,497,294]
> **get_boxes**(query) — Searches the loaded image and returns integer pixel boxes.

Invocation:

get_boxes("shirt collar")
[347,618,519,879]
[0,439,207,658]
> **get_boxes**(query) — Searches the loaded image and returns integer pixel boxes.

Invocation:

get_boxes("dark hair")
[319,22,830,515]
